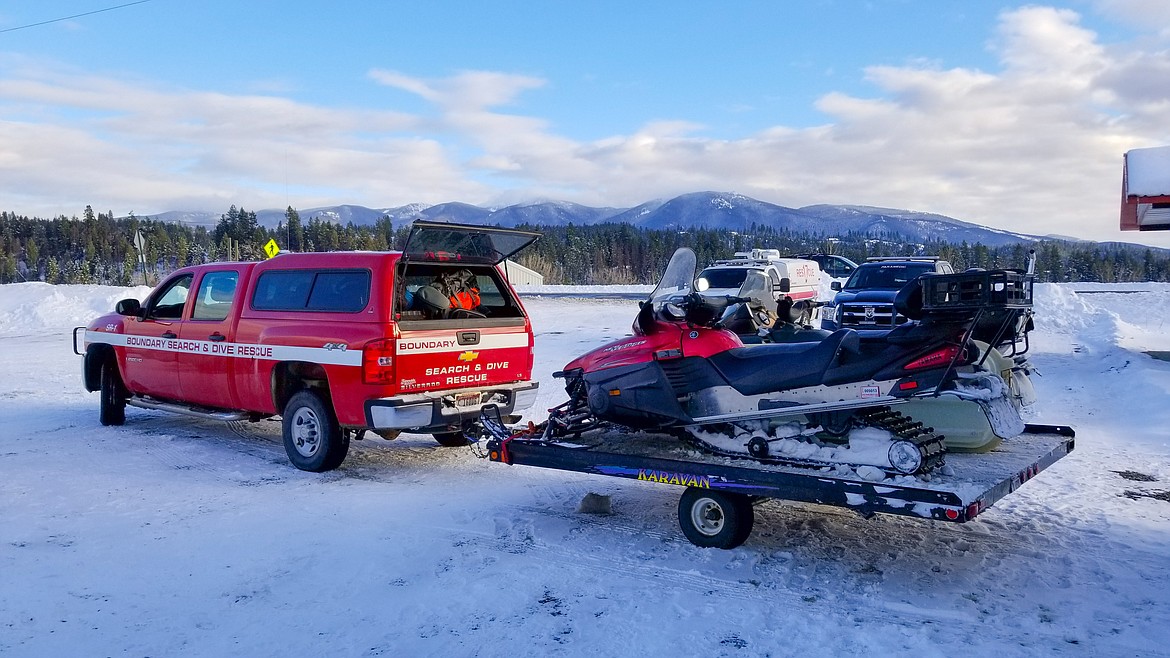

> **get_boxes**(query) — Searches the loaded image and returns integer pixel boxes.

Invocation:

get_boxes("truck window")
[397,264,523,319]
[148,274,193,320]
[824,260,855,278]
[191,271,239,321]
[251,269,370,313]
[307,271,370,312]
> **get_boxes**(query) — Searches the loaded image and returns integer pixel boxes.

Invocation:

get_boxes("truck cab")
[821,256,954,334]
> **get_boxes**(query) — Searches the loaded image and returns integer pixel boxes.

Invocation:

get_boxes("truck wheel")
[99,361,127,426]
[677,487,754,549]
[282,390,349,472]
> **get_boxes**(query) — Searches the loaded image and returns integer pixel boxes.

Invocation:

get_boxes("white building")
[500,259,544,285]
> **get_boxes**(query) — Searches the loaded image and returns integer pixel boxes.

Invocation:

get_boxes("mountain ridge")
[144,192,1068,248]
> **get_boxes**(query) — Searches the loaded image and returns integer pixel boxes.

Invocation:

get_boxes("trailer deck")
[485,423,1074,547]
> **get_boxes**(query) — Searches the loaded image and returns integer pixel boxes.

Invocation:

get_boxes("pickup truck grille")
[840,302,905,328]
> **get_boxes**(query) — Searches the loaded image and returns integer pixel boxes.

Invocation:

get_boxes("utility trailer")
[484,423,1074,549]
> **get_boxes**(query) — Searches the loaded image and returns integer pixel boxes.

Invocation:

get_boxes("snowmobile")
[482,247,1034,476]
[717,265,1038,453]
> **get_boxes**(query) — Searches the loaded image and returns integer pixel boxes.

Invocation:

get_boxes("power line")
[0,0,153,35]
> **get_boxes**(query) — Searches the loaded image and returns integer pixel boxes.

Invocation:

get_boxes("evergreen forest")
[2,205,1170,286]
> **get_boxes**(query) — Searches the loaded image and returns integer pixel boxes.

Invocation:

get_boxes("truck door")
[178,268,244,408]
[120,273,191,401]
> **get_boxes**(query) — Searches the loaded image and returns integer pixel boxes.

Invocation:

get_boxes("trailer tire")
[282,390,349,472]
[678,488,754,549]
[99,361,127,426]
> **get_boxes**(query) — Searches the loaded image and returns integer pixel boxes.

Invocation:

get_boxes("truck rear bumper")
[364,381,539,431]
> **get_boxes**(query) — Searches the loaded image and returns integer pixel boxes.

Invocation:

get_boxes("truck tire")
[282,390,349,472]
[99,361,126,426]
[677,487,754,549]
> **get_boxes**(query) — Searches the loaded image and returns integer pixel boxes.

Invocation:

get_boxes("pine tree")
[24,238,39,276]
[286,206,303,252]
[0,254,16,283]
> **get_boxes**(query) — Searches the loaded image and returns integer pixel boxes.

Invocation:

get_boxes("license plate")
[454,392,482,408]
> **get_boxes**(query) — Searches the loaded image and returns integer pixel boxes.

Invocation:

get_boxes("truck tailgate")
[396,325,531,393]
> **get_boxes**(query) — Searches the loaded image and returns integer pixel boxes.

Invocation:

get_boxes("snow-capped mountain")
[140,192,1047,247]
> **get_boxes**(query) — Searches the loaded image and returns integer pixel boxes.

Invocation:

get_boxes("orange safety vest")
[449,288,481,309]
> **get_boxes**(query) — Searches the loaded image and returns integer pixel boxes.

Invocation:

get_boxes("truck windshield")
[844,263,934,290]
[698,268,752,289]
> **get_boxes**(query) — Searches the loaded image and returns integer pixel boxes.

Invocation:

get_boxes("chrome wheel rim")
[690,497,725,536]
[290,407,322,458]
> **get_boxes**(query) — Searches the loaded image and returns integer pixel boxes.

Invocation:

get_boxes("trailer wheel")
[99,361,127,426]
[282,390,349,472]
[677,487,754,549]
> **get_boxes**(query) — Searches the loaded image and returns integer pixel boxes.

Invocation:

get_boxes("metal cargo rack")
[921,269,1034,311]
[484,422,1075,549]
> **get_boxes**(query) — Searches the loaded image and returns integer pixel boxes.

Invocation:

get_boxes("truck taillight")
[363,338,396,384]
[904,345,961,371]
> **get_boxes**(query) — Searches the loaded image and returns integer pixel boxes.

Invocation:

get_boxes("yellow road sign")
[263,239,280,259]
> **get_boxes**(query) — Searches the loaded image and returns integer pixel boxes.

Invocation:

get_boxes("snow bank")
[0,282,151,337]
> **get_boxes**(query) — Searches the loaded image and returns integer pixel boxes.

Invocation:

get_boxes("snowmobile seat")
[709,328,860,396]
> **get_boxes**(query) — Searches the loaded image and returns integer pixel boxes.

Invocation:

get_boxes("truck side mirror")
[115,298,141,316]
[776,277,791,293]
[831,281,842,291]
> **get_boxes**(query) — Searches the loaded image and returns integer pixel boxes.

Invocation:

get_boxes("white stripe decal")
[86,330,363,367]
[396,332,528,355]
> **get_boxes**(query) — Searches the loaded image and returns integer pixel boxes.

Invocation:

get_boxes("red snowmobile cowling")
[563,298,743,375]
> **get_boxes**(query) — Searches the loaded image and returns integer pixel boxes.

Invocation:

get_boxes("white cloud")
[3,6,1170,246]
[0,62,479,214]
[1089,0,1170,34]
[368,69,545,111]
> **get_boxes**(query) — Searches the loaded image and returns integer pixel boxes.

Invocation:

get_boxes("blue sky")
[3,1,1170,245]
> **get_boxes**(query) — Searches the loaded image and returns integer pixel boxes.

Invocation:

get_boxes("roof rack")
[865,256,940,262]
[711,248,811,268]
[709,258,777,267]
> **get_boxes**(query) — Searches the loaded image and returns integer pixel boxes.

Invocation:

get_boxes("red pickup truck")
[78,221,541,471]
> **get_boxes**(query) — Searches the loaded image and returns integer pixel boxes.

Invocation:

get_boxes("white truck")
[698,249,823,324]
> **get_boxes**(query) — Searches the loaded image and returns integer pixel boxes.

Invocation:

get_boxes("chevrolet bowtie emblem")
[458,350,479,362]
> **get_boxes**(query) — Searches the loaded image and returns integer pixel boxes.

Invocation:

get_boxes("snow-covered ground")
[2,281,1169,656]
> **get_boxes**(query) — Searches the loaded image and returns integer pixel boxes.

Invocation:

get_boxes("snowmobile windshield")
[648,248,698,307]
[735,270,776,314]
